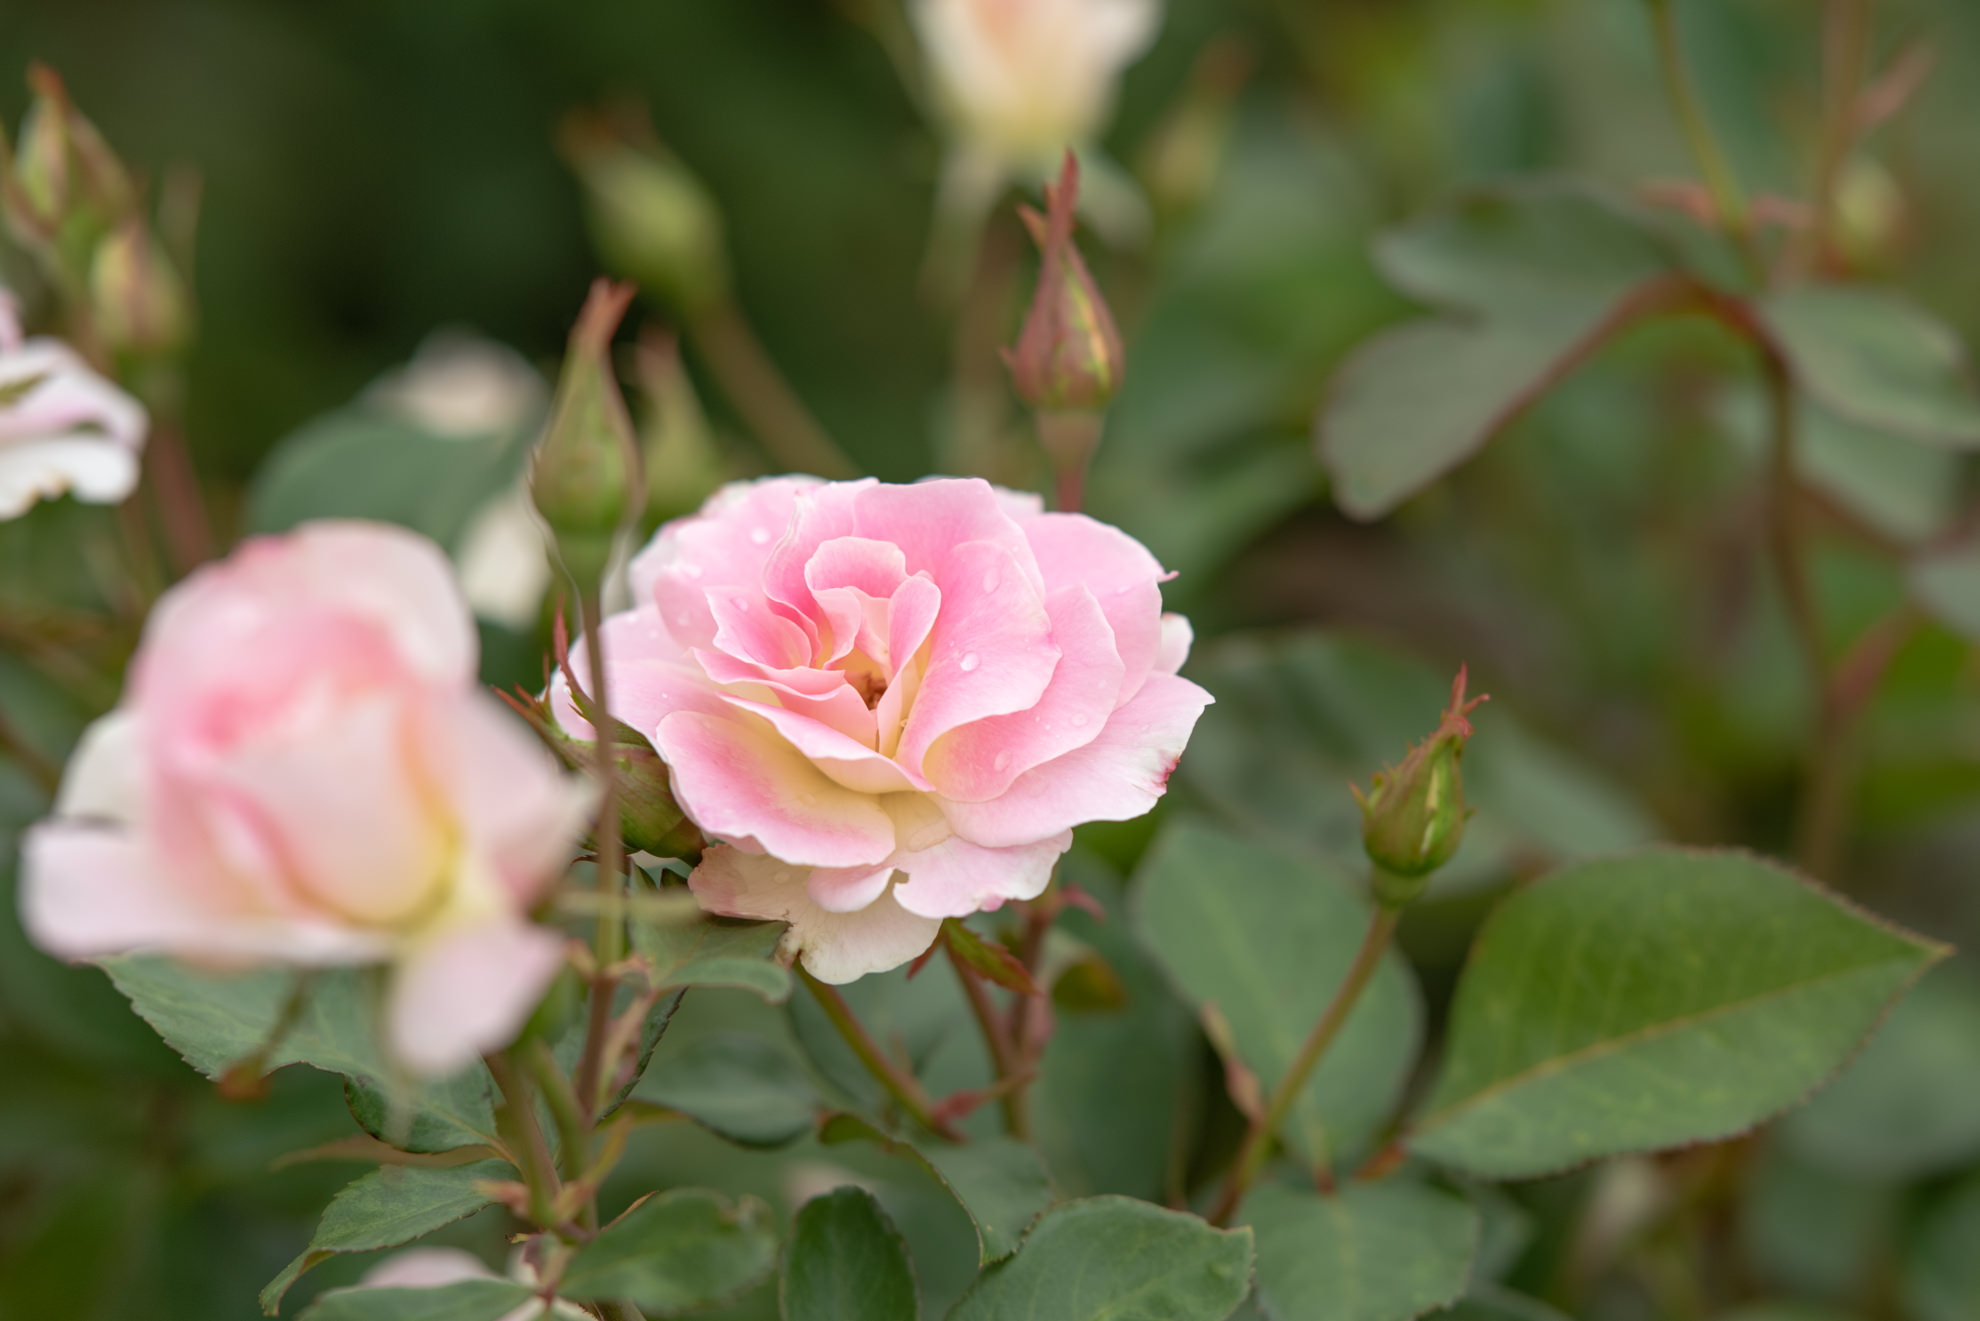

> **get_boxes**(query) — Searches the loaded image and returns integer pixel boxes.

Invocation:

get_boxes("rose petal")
[653,710,896,867]
[938,671,1213,847]
[852,477,1042,593]
[720,694,929,794]
[1155,612,1193,675]
[637,477,824,649]
[437,691,594,906]
[389,919,568,1075]
[921,585,1123,802]
[552,606,723,743]
[806,862,898,914]
[53,709,142,824]
[891,829,1071,919]
[688,845,940,983]
[1020,512,1169,700]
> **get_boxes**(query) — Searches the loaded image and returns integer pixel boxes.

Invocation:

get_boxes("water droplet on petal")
[750,526,771,545]
[734,597,751,612]
[959,652,980,672]
[994,751,1012,771]
[1071,713,1089,727]
[683,563,704,578]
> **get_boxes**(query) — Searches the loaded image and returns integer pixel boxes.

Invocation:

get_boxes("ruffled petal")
[719,694,930,795]
[890,829,1071,919]
[388,919,568,1075]
[1020,512,1168,700]
[436,691,593,906]
[688,845,940,983]
[937,672,1213,848]
[1154,612,1193,676]
[53,709,143,824]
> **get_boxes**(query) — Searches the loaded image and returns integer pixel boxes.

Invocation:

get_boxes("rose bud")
[89,216,194,361]
[1006,153,1124,417]
[2,64,134,270]
[552,475,1210,984]
[559,108,729,319]
[19,521,593,1075]
[1352,666,1489,907]
[531,280,643,590]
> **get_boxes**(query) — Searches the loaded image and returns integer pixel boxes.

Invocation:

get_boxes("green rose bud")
[560,108,729,318]
[1352,666,1488,906]
[1005,152,1124,416]
[531,279,644,589]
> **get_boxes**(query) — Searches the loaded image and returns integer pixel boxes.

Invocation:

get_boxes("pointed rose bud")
[631,327,724,529]
[559,108,728,318]
[1352,666,1489,906]
[89,217,193,360]
[1006,152,1124,416]
[531,280,643,589]
[2,65,134,267]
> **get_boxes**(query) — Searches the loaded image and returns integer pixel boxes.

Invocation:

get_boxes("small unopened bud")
[2,65,134,266]
[560,109,728,317]
[531,280,643,589]
[1352,666,1489,906]
[632,327,725,529]
[90,218,193,359]
[1005,152,1124,415]
[1137,40,1252,218]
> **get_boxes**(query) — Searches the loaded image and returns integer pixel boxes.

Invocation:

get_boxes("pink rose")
[20,521,591,1074]
[0,287,150,519]
[556,476,1209,982]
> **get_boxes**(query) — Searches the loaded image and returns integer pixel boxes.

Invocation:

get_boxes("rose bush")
[555,475,1209,981]
[20,519,591,1073]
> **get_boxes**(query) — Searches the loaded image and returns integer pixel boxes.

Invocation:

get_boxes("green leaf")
[1759,286,1980,449]
[945,1196,1254,1321]
[1179,631,1656,896]
[783,1186,919,1321]
[631,912,793,1002]
[560,1188,778,1314]
[1440,1288,1572,1321]
[819,1114,1054,1264]
[1909,539,1980,642]
[295,1280,539,1321]
[1904,1174,1980,1321]
[247,408,530,548]
[1322,185,1676,519]
[1131,820,1421,1170]
[1244,1181,1479,1321]
[1741,1142,1895,1302]
[635,1031,818,1148]
[943,919,1038,996]
[98,958,499,1152]
[260,1160,510,1314]
[1779,963,1980,1179]
[1409,847,1945,1179]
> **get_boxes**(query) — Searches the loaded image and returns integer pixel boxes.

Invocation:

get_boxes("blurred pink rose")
[556,477,1209,982]
[0,287,149,519]
[21,521,591,1074]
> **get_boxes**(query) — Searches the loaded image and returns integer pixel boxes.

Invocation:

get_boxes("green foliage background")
[6,1,1980,1319]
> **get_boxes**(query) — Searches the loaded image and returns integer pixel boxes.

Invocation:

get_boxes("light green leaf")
[945,1196,1254,1321]
[1909,539,1980,642]
[296,1280,540,1321]
[560,1188,778,1315]
[783,1186,919,1321]
[1409,848,1945,1179]
[635,1031,817,1148]
[247,408,530,547]
[1245,1181,1478,1321]
[820,1114,1054,1264]
[1780,964,1980,1179]
[260,1161,510,1314]
[632,913,793,1002]
[1131,820,1421,1171]
[1904,1175,1980,1321]
[1179,631,1656,896]
[1759,286,1980,449]
[1323,184,1676,519]
[98,957,498,1152]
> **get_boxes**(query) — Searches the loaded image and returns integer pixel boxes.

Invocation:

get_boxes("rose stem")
[1207,903,1401,1226]
[800,967,963,1141]
[942,925,1029,1139]
[687,297,859,480]
[486,1051,563,1230]
[1646,0,1764,281]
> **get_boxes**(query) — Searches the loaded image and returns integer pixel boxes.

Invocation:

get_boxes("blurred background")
[6,0,1980,1318]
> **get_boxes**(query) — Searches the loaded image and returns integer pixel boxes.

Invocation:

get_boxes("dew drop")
[750,526,772,546]
[683,563,704,579]
[1071,713,1089,727]
[734,597,751,612]
[993,750,1012,771]
[959,652,980,672]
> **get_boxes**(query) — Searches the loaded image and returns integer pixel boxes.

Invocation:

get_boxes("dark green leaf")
[631,913,793,1002]
[560,1188,778,1314]
[1904,1175,1980,1321]
[635,1031,818,1148]
[296,1280,540,1321]
[1441,1288,1573,1321]
[782,1186,919,1321]
[98,958,499,1152]
[1741,1142,1895,1302]
[1245,1181,1478,1321]
[260,1161,510,1314]
[247,408,530,548]
[1409,848,1945,1179]
[1780,964,1980,1178]
[1131,820,1421,1171]
[945,1196,1254,1321]
[819,1114,1054,1264]
[1759,286,1980,449]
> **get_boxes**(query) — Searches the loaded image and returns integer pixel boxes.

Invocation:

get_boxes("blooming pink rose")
[20,521,591,1074]
[555,476,1209,982]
